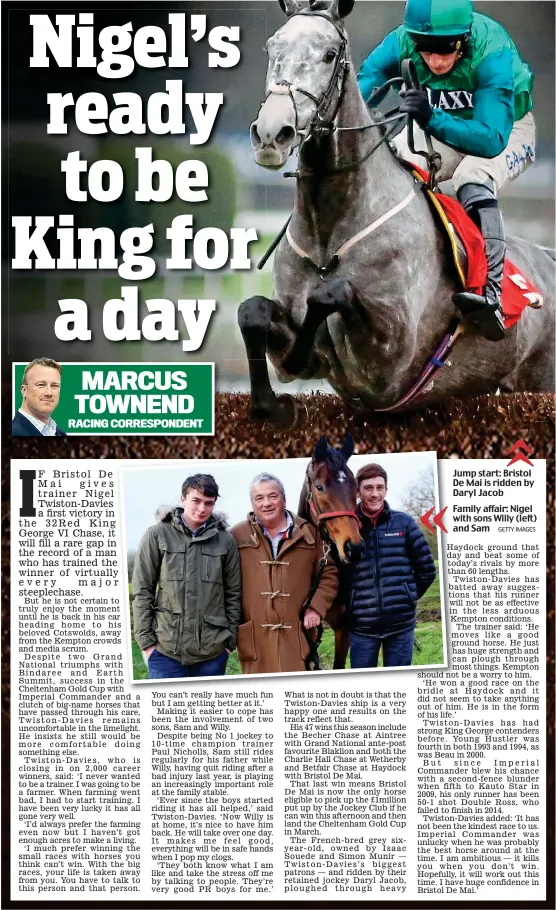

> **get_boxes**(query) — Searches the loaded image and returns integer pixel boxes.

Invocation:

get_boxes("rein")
[300,549,328,671]
[284,115,407,179]
[401,59,442,190]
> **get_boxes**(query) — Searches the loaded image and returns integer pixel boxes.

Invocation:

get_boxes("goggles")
[409,34,466,55]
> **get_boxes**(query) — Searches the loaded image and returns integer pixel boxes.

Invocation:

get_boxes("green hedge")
[5,142,72,260]
[5,139,237,260]
[92,139,237,255]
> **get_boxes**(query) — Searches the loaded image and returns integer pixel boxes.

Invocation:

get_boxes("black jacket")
[346,502,436,636]
[12,412,67,437]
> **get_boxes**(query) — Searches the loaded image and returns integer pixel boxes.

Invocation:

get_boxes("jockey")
[357,0,535,342]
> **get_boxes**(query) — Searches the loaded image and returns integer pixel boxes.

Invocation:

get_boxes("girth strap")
[375,319,465,412]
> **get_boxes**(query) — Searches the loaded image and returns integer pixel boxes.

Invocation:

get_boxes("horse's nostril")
[276,125,295,145]
[345,540,364,563]
[250,122,262,148]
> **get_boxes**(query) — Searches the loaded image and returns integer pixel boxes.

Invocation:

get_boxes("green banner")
[13,363,214,435]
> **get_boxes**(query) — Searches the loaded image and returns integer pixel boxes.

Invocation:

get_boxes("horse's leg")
[238,296,305,427]
[282,278,355,375]
[333,627,350,671]
[325,597,351,671]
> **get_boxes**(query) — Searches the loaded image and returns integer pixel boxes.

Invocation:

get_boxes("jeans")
[148,648,229,679]
[349,627,415,669]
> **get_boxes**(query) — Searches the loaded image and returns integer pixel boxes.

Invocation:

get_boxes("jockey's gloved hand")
[399,88,433,127]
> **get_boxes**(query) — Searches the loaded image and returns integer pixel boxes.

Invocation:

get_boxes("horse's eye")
[323,50,336,64]
[315,484,325,492]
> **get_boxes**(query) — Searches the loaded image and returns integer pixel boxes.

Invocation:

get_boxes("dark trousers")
[349,627,415,669]
[148,649,229,679]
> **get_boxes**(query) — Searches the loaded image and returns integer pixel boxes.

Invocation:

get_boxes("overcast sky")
[119,451,438,551]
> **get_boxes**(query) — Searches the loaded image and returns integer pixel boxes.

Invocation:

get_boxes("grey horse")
[238,0,555,427]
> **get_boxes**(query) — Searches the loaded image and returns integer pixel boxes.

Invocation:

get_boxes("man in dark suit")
[12,358,67,437]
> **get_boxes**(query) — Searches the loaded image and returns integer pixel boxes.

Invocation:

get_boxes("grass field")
[130,563,443,680]
[131,619,443,679]
[129,560,444,679]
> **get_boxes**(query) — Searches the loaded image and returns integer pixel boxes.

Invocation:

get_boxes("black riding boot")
[452,183,506,342]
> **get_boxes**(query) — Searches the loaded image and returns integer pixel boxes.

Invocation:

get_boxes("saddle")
[412,166,545,325]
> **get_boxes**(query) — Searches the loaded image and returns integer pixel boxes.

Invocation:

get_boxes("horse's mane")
[321,444,352,474]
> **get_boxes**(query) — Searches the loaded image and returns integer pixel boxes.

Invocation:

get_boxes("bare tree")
[401,468,438,559]
[402,467,435,519]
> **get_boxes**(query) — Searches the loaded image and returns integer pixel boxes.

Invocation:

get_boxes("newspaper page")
[3,2,555,909]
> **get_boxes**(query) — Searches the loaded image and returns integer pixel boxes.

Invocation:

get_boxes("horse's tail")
[540,246,556,261]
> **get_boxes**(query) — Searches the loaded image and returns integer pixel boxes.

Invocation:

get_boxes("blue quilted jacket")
[346,502,436,636]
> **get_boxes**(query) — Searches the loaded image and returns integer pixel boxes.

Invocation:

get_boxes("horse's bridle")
[264,11,350,148]
[262,10,406,178]
[305,467,361,537]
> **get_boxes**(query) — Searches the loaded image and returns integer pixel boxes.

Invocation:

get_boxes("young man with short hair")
[132,474,241,679]
[346,463,436,668]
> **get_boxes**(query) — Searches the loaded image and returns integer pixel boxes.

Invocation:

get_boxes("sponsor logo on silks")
[384,531,405,537]
[427,88,474,111]
[506,143,536,174]
[509,271,544,309]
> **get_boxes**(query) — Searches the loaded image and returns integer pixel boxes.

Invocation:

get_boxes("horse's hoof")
[250,405,272,422]
[282,351,304,375]
[275,394,307,430]
[250,395,306,429]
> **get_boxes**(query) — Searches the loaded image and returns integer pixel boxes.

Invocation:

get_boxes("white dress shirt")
[18,409,58,436]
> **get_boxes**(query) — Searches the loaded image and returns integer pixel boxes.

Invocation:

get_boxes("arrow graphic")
[421,506,448,534]
[507,440,533,455]
[506,439,534,467]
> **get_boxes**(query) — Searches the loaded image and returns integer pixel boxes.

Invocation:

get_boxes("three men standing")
[132,463,436,677]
